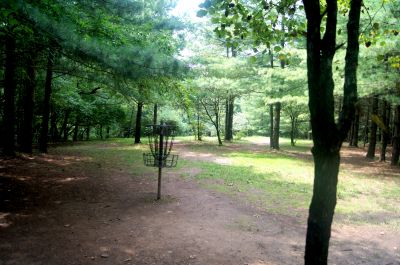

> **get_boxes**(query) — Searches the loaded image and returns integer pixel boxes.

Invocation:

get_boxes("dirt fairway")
[0,142,399,265]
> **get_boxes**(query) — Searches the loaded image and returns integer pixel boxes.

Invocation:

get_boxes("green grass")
[51,137,400,228]
[52,138,154,176]
[178,137,400,228]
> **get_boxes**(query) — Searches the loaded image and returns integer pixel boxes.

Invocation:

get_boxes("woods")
[0,0,399,264]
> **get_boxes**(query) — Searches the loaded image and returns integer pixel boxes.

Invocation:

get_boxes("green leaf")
[274,46,282,52]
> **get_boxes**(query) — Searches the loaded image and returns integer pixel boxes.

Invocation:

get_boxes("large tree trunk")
[306,149,340,264]
[20,51,37,153]
[380,100,390,161]
[3,35,17,155]
[366,95,378,159]
[39,50,55,153]
[303,0,361,263]
[134,101,143,144]
[391,105,400,166]
[272,102,281,150]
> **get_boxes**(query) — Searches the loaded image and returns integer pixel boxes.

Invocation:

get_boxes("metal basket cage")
[143,153,179,168]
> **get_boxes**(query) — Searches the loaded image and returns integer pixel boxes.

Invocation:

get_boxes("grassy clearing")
[180,137,400,228]
[51,138,154,176]
[50,137,400,228]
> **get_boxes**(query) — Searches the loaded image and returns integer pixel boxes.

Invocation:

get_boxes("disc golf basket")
[143,123,178,200]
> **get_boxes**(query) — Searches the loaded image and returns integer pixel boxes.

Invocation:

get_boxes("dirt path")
[0,142,399,265]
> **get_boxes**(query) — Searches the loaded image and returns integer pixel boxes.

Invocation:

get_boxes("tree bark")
[269,104,274,148]
[20,51,37,153]
[201,99,223,146]
[272,102,281,150]
[225,96,234,141]
[3,35,17,155]
[303,0,361,263]
[134,101,143,144]
[380,100,389,161]
[197,111,202,141]
[153,103,158,125]
[290,116,296,146]
[391,105,400,166]
[366,95,378,159]
[349,108,360,147]
[216,111,223,146]
[224,99,229,138]
[39,49,55,153]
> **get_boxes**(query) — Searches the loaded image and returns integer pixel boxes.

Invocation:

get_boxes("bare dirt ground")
[0,142,399,265]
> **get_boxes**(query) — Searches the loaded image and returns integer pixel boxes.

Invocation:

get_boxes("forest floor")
[0,138,399,265]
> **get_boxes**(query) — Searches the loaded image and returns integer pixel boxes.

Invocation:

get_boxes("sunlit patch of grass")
[193,160,313,216]
[180,139,400,227]
[53,140,153,176]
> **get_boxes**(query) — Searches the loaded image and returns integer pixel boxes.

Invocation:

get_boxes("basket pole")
[157,126,164,200]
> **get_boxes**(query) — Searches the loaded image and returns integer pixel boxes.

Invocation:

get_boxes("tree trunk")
[272,102,281,150]
[349,108,360,147]
[380,101,389,161]
[224,99,229,139]
[106,126,110,139]
[269,104,274,148]
[128,107,135,137]
[366,95,378,159]
[225,96,234,141]
[39,49,55,153]
[391,105,400,166]
[215,112,223,146]
[290,116,296,146]
[3,35,16,155]
[306,149,340,264]
[197,111,202,141]
[20,51,37,153]
[303,0,361,263]
[153,103,158,125]
[134,101,143,144]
